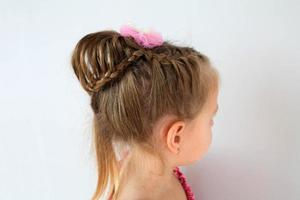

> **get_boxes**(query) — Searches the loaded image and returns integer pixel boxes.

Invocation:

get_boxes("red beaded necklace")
[173,166,196,200]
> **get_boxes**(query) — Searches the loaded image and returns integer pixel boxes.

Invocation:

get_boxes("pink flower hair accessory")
[119,24,164,48]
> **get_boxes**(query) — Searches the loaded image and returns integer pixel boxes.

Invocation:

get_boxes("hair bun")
[71,30,154,95]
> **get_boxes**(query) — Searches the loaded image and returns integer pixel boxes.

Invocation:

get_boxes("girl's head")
[70,27,220,200]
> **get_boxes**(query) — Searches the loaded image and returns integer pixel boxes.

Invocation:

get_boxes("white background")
[0,0,299,199]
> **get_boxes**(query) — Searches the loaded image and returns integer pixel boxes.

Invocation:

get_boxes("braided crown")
[71,29,199,96]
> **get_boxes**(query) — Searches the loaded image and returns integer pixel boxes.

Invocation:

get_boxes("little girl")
[70,24,220,200]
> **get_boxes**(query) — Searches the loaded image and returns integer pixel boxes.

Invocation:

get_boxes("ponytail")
[91,115,119,200]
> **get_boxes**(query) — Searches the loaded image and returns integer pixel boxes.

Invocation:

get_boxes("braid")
[92,48,155,92]
[71,29,208,97]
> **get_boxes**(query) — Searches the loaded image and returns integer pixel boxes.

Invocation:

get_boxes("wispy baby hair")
[70,25,220,200]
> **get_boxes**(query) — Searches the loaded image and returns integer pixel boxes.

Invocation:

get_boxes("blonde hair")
[70,29,220,200]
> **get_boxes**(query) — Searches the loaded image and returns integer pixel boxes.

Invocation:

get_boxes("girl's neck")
[115,146,179,199]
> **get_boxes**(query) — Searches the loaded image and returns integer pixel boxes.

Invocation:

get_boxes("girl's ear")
[165,121,186,154]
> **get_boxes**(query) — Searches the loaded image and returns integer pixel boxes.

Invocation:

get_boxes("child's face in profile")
[181,89,219,164]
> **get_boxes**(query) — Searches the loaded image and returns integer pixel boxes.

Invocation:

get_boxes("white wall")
[0,0,299,199]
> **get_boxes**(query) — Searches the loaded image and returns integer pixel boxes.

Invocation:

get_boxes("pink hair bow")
[119,25,163,48]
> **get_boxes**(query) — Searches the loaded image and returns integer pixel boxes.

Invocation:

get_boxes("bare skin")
[115,146,187,200]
